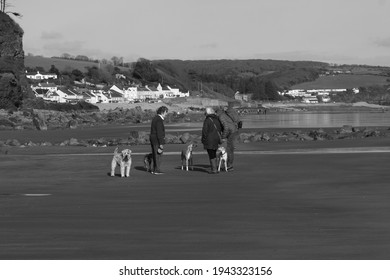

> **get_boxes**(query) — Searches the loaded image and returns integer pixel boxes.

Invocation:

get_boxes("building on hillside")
[38,91,60,103]
[166,85,189,98]
[108,90,124,103]
[302,96,319,103]
[321,96,331,103]
[234,91,253,101]
[92,90,110,103]
[283,89,306,97]
[105,83,189,102]
[157,84,175,98]
[56,88,83,103]
[146,85,163,99]
[26,71,58,80]
[33,82,58,92]
[136,86,154,101]
[32,88,51,99]
[31,87,60,103]
[76,89,99,103]
[123,87,138,101]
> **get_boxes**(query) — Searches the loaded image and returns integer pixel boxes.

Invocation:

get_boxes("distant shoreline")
[94,100,389,113]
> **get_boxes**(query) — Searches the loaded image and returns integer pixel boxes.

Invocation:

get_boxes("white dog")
[216,146,228,172]
[181,143,197,171]
[111,147,132,177]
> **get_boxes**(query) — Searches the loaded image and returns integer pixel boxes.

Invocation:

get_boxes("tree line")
[50,53,133,68]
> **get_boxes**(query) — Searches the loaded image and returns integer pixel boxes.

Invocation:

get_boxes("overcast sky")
[10,0,390,66]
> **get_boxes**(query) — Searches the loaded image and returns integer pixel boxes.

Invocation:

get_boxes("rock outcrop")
[0,12,32,109]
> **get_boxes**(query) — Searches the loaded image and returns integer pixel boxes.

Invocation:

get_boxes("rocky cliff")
[0,11,32,109]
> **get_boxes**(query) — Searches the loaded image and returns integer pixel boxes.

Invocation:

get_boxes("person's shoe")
[227,166,234,172]
[153,171,164,175]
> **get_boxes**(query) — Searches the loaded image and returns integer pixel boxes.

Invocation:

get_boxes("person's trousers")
[207,149,218,173]
[151,143,162,172]
[226,131,239,167]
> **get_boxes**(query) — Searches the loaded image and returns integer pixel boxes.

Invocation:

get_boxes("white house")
[77,90,99,103]
[109,90,125,103]
[136,86,154,101]
[55,88,83,103]
[234,91,253,101]
[33,82,58,92]
[32,88,50,99]
[92,90,110,103]
[46,91,61,103]
[26,71,57,80]
[167,85,189,97]
[97,83,189,102]
[302,96,319,103]
[123,86,138,101]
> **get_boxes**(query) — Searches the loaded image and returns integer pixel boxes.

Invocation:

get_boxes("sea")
[0,111,389,143]
[168,111,390,130]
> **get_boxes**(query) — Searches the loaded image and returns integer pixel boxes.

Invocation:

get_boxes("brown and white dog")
[181,143,197,171]
[111,147,132,177]
[143,153,153,172]
[216,146,228,172]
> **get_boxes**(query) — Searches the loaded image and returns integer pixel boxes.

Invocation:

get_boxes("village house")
[234,91,253,101]
[108,90,125,103]
[136,86,155,101]
[75,89,99,103]
[30,80,189,104]
[302,96,319,103]
[32,88,50,99]
[48,91,61,103]
[92,90,110,103]
[34,82,58,92]
[55,88,84,103]
[26,71,58,80]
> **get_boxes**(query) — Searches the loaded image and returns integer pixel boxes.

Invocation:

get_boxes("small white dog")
[216,146,228,172]
[181,143,197,171]
[111,147,132,177]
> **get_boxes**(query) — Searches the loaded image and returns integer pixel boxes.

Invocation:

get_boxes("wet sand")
[1,139,390,260]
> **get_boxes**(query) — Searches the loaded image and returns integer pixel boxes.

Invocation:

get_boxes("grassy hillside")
[25,56,100,72]
[291,74,390,90]
[24,56,390,102]
[24,56,131,72]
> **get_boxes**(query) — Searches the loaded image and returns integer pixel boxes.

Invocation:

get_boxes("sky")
[9,0,390,66]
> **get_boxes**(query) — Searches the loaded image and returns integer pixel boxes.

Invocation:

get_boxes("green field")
[24,56,131,72]
[24,56,101,72]
[292,74,390,90]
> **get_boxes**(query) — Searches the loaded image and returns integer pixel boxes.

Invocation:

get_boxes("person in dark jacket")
[201,107,222,174]
[149,106,168,175]
[216,106,239,171]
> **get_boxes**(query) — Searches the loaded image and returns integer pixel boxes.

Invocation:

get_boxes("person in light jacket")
[201,107,222,174]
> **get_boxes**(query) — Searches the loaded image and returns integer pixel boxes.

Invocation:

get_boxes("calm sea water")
[168,111,390,130]
[0,112,389,143]
[240,111,390,129]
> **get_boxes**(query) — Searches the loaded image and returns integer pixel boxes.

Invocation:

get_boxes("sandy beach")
[1,100,390,260]
[1,134,390,259]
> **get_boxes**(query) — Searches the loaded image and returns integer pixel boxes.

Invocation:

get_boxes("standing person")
[149,106,168,175]
[216,105,240,171]
[201,107,222,174]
